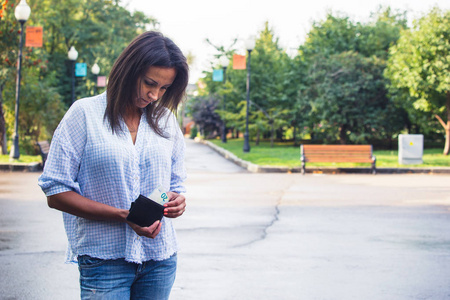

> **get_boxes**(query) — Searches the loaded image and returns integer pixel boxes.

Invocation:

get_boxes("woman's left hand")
[164,192,186,218]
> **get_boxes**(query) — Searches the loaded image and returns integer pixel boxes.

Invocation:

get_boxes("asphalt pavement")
[1,138,450,299]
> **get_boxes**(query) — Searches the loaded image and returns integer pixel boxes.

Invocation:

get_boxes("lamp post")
[243,36,255,153]
[91,63,100,95]
[9,0,31,160]
[220,55,229,143]
[68,46,78,104]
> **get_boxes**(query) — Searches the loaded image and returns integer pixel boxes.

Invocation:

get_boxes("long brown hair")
[105,31,189,136]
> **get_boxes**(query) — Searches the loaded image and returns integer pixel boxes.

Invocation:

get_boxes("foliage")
[298,51,405,144]
[195,22,294,146]
[188,95,222,138]
[250,22,293,146]
[192,6,448,152]
[295,8,408,144]
[300,7,407,59]
[385,7,450,154]
[3,66,65,153]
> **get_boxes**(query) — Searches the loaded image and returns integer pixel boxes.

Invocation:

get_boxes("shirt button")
[134,176,139,181]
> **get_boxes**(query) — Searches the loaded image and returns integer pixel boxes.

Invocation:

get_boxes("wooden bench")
[36,140,50,167]
[300,144,376,174]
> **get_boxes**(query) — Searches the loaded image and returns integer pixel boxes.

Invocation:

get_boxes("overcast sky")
[125,0,450,83]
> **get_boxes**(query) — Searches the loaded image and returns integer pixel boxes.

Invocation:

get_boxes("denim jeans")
[78,253,177,300]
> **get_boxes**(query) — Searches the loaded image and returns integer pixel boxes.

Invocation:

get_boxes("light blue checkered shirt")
[38,93,186,264]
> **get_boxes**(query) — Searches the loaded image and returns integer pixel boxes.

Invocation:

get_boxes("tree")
[385,8,450,154]
[188,95,222,138]
[296,8,408,144]
[299,51,403,144]
[250,22,293,146]
[0,0,18,153]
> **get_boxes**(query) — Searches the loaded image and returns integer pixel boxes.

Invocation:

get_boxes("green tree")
[250,22,293,146]
[0,0,18,153]
[188,95,222,138]
[300,51,403,144]
[296,8,408,144]
[385,8,450,155]
[30,0,156,105]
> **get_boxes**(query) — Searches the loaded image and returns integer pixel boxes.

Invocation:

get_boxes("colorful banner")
[212,69,224,82]
[97,76,106,87]
[25,26,43,48]
[75,63,87,77]
[232,54,246,70]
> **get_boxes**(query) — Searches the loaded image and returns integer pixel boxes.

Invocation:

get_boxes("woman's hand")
[164,192,186,218]
[127,220,162,239]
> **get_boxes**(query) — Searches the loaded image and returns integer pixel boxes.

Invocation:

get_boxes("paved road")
[1,139,450,299]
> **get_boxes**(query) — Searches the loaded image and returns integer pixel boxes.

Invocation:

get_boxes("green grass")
[3,139,449,168]
[209,138,450,168]
[0,154,41,164]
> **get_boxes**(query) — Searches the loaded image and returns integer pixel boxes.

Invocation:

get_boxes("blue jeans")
[78,254,177,300]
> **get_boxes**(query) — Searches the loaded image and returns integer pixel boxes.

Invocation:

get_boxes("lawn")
[2,139,449,168]
[209,138,450,168]
[0,154,41,164]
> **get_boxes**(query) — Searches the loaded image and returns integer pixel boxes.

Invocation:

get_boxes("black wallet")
[126,194,165,227]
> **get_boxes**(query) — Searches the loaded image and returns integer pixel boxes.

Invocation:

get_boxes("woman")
[38,31,189,299]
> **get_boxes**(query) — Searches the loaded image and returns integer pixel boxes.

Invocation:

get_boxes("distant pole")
[10,0,31,160]
[243,37,255,153]
[68,46,78,104]
[91,63,100,95]
[220,56,229,143]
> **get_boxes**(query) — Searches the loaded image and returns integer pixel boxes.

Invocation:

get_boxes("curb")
[0,162,42,172]
[196,138,450,175]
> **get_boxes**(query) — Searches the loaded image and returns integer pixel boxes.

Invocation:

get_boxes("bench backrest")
[301,144,374,163]
[37,141,50,154]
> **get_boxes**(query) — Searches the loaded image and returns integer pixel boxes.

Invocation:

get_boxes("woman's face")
[135,66,177,109]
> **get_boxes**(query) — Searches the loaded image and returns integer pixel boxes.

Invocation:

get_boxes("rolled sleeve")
[38,102,87,196]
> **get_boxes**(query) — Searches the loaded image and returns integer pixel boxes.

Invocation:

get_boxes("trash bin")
[398,134,424,165]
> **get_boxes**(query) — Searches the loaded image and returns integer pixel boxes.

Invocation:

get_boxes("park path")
[0,139,450,299]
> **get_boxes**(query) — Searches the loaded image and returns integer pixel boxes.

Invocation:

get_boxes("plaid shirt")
[38,93,186,264]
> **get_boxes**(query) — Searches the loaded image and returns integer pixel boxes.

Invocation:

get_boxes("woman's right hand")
[127,220,162,239]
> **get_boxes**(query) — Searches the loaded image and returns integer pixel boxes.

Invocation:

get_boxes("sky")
[125,0,450,84]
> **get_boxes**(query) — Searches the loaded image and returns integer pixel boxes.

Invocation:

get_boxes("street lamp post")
[68,46,78,104]
[91,63,100,95]
[10,0,31,160]
[243,37,255,153]
[220,56,229,143]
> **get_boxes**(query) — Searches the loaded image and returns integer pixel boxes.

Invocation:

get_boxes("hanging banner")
[232,54,246,70]
[212,69,224,82]
[25,26,43,48]
[75,63,87,77]
[97,76,106,87]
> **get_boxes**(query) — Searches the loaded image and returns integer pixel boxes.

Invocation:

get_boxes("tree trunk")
[444,92,450,155]
[293,126,297,146]
[0,84,7,155]
[435,92,450,155]
[270,122,275,148]
[339,125,347,144]
[444,124,450,156]
[255,128,260,146]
